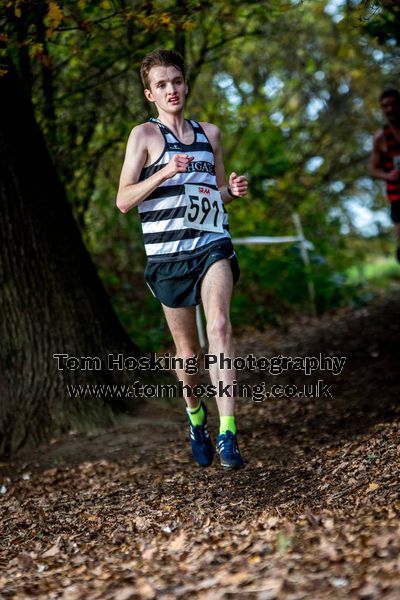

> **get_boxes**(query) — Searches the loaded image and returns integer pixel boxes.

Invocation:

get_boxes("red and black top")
[382,125,400,202]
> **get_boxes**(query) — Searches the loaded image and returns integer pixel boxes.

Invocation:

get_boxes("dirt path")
[1,293,399,599]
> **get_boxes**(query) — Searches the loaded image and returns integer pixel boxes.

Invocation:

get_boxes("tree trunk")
[0,62,140,457]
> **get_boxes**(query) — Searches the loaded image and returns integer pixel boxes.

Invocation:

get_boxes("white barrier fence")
[196,212,315,350]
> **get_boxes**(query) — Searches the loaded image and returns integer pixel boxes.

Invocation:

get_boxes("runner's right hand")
[386,170,400,181]
[163,154,194,179]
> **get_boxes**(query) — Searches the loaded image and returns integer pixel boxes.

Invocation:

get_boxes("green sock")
[219,415,236,435]
[186,402,205,426]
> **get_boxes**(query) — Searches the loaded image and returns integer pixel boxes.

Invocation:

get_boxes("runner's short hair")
[140,49,185,89]
[380,88,400,103]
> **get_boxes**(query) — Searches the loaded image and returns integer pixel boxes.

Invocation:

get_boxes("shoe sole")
[220,460,245,469]
[217,450,245,469]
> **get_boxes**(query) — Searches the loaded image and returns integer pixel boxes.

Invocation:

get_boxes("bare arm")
[116,125,193,213]
[369,130,398,182]
[202,123,248,204]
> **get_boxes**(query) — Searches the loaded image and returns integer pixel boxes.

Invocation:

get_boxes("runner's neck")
[155,113,193,144]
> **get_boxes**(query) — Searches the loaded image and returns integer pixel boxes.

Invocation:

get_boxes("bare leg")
[200,259,236,417]
[162,304,201,409]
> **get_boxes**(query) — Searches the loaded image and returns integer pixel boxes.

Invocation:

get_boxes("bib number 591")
[183,184,224,233]
[187,195,220,228]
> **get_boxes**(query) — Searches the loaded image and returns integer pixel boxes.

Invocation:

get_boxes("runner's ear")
[144,88,155,103]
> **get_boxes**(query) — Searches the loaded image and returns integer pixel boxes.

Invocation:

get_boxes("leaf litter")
[1,293,400,599]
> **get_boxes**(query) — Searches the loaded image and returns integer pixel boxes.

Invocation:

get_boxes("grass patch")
[346,256,400,288]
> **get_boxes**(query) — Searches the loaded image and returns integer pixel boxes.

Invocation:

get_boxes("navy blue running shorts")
[144,241,240,308]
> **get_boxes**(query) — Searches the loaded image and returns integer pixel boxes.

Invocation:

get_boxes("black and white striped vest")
[138,118,230,262]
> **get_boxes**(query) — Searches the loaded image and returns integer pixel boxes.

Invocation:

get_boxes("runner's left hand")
[229,172,248,197]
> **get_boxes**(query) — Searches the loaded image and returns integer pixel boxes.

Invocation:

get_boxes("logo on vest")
[186,160,215,175]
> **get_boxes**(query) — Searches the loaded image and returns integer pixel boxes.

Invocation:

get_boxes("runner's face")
[381,95,400,125]
[145,65,188,114]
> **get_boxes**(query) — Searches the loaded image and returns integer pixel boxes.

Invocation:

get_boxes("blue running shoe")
[188,401,214,467]
[216,430,245,468]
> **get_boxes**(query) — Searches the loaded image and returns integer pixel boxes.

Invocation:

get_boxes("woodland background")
[4,0,400,343]
[1,0,400,453]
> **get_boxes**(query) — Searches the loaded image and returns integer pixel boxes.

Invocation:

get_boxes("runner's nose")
[166,81,177,94]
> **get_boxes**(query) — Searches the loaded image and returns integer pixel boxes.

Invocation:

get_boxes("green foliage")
[230,240,359,330]
[361,1,400,46]
[2,0,399,349]
[347,256,400,288]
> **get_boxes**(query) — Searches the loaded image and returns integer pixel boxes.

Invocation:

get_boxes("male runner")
[369,89,400,262]
[116,49,248,468]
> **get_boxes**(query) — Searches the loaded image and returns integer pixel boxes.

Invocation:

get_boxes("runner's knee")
[206,314,232,345]
[174,347,201,362]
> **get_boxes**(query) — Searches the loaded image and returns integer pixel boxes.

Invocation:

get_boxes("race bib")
[183,184,224,233]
